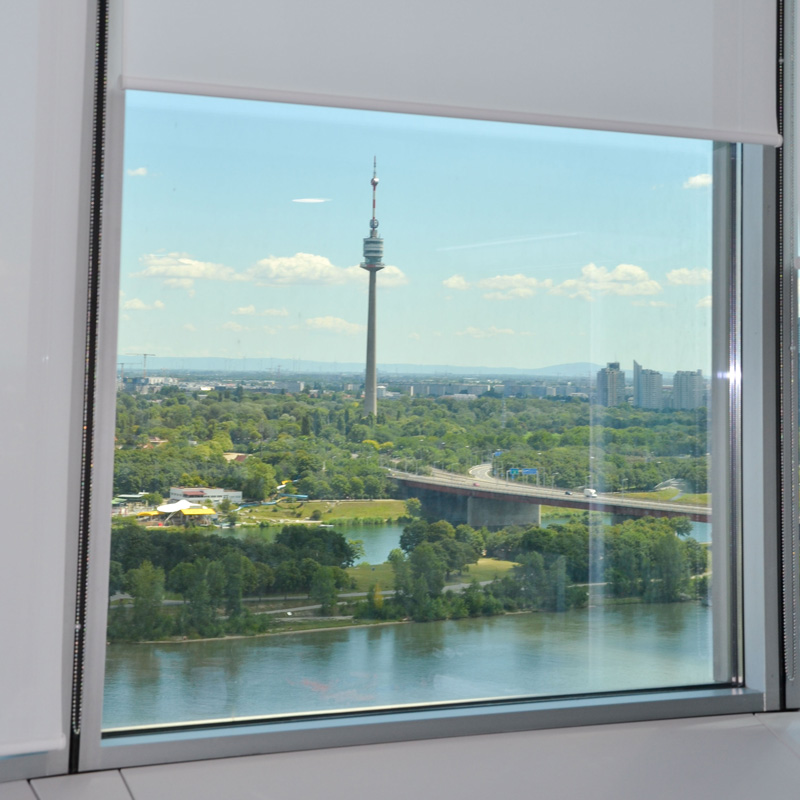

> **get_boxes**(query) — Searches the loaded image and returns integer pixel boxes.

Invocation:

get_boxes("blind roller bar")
[121,0,780,146]
[120,74,783,146]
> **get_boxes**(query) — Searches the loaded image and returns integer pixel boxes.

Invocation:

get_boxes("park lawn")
[317,499,407,521]
[623,488,680,502]
[463,558,516,582]
[347,557,515,593]
[675,492,710,506]
[540,506,585,520]
[238,499,407,524]
[347,562,396,592]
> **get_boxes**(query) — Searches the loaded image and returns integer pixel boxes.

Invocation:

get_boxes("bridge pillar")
[412,488,469,525]
[467,497,541,529]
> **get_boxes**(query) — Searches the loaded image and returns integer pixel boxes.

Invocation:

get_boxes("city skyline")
[118,91,715,374]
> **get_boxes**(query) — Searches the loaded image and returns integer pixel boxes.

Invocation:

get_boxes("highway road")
[389,463,710,521]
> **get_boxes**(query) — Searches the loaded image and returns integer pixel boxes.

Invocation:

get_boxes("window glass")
[104,91,727,730]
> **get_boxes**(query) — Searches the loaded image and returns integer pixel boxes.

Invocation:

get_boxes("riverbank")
[134,617,414,645]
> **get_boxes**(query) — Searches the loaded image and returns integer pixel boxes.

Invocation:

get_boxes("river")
[102,518,714,729]
[103,602,712,729]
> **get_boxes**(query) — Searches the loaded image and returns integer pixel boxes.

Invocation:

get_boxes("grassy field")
[674,492,710,506]
[317,499,407,521]
[540,506,586,520]
[615,488,709,506]
[346,557,516,592]
[619,488,680,502]
[237,499,407,525]
[347,562,396,591]
[465,558,517,581]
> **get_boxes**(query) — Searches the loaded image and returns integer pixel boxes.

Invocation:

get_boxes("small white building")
[169,487,243,505]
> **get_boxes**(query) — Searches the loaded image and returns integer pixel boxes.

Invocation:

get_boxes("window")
[98,91,743,735]
[1,0,789,781]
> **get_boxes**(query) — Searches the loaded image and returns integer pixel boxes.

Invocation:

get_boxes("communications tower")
[360,157,385,417]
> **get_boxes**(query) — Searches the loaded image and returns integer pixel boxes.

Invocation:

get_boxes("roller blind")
[122,0,780,145]
[0,0,92,758]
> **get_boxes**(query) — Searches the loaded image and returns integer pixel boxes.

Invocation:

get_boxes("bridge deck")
[391,470,711,523]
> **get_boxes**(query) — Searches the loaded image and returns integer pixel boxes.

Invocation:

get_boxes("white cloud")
[137,251,408,291]
[632,300,671,308]
[456,326,515,339]
[477,274,553,301]
[443,274,471,290]
[247,253,407,287]
[262,326,279,334]
[367,264,408,287]
[667,267,712,286]
[136,252,246,289]
[550,263,661,300]
[222,321,244,332]
[292,198,331,203]
[483,288,536,301]
[696,295,712,308]
[233,305,289,317]
[306,316,364,335]
[683,173,712,189]
[163,278,195,293]
[248,254,342,285]
[127,167,148,177]
[122,298,164,311]
[183,323,197,332]
[408,332,421,340]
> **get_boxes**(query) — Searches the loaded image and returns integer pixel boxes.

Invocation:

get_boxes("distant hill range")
[118,356,605,380]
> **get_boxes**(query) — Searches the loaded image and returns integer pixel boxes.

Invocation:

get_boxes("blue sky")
[118,91,714,374]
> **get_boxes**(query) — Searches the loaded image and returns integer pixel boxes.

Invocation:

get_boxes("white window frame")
[73,2,788,775]
[1,0,794,782]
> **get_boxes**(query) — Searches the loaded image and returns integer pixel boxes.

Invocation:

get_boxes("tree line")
[108,519,357,640]
[113,385,709,502]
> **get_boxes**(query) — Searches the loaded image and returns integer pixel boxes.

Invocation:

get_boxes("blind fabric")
[0,0,92,759]
[122,0,780,145]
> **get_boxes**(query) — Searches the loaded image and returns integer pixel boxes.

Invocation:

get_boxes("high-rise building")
[633,360,663,410]
[596,362,625,406]
[673,369,705,410]
[360,158,385,417]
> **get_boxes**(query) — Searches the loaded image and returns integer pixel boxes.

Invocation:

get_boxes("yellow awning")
[136,510,160,517]
[180,507,215,516]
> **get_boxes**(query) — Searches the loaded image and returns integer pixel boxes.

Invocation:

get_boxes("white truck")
[584,488,597,498]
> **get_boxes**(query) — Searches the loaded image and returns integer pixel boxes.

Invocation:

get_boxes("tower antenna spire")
[360,158,386,418]
[370,156,379,236]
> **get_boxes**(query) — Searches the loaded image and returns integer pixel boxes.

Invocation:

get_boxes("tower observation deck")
[360,158,385,417]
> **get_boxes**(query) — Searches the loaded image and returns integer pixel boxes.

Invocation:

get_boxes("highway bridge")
[390,464,710,528]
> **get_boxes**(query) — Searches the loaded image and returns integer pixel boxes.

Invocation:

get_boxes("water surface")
[104,602,712,729]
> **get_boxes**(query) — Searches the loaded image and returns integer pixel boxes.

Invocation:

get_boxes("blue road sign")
[508,468,520,476]
[521,468,538,475]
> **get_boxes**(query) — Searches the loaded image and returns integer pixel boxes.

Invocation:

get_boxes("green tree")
[108,560,125,597]
[647,532,688,602]
[404,497,423,518]
[124,560,168,640]
[388,548,414,612]
[409,542,446,596]
[366,582,384,616]
[310,566,338,615]
[253,562,275,600]
[167,561,196,602]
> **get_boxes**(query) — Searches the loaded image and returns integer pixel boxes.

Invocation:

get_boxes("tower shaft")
[360,158,385,418]
[364,269,379,417]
